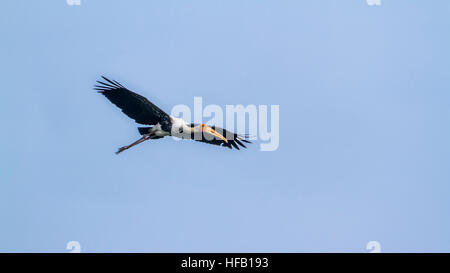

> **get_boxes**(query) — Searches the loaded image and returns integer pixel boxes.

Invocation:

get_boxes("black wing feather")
[95,76,170,125]
[194,126,251,150]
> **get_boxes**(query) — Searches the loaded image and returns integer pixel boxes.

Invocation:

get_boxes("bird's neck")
[169,116,193,134]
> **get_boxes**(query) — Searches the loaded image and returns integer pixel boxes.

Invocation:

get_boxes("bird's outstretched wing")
[95,76,170,125]
[195,126,251,150]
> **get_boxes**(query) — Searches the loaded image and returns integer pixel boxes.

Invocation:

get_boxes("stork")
[95,77,250,154]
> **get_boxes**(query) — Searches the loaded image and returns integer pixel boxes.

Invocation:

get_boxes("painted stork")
[95,76,250,154]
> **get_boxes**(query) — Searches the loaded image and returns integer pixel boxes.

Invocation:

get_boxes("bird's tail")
[137,127,152,135]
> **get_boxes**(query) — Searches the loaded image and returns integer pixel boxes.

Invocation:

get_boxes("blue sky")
[1,0,450,252]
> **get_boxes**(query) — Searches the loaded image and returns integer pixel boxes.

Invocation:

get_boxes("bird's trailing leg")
[116,134,154,154]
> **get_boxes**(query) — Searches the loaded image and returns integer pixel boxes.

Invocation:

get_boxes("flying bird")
[95,76,250,154]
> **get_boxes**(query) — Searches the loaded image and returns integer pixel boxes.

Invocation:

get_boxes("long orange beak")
[202,124,228,143]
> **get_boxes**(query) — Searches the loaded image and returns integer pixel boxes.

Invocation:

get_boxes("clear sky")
[1,0,450,252]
